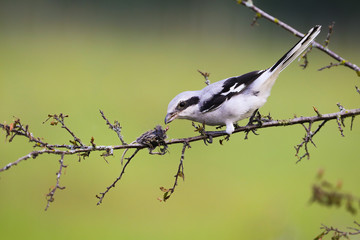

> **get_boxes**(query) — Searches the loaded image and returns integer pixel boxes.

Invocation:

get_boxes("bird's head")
[164,91,200,124]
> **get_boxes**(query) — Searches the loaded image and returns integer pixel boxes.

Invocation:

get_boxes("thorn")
[313,106,322,117]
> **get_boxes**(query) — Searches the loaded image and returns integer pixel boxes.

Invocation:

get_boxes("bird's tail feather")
[268,25,321,75]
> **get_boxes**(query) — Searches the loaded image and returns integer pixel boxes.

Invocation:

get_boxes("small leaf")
[9,123,14,132]
[90,136,96,147]
[336,180,343,190]
[177,171,184,180]
[160,187,170,192]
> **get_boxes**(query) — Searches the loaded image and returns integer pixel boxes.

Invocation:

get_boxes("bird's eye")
[178,101,186,109]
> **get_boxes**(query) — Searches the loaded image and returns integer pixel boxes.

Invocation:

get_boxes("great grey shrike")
[165,25,321,134]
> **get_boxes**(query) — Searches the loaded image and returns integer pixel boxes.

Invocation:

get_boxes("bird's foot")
[244,109,263,139]
[247,109,263,127]
[219,134,231,145]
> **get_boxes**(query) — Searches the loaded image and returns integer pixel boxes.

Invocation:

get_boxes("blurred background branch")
[312,169,360,239]
[311,169,360,215]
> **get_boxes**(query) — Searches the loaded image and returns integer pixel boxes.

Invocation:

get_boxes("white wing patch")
[220,83,245,96]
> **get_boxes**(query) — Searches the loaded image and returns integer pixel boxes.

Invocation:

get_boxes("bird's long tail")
[249,25,321,98]
[268,25,321,75]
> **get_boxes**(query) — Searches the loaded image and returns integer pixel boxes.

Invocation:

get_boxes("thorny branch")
[237,0,360,76]
[295,102,355,163]
[0,106,359,207]
[294,120,328,163]
[45,153,67,211]
[96,149,140,205]
[159,142,190,202]
[99,110,127,145]
[44,114,84,147]
[1,108,359,173]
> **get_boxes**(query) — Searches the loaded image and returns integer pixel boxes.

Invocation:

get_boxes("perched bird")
[165,25,321,134]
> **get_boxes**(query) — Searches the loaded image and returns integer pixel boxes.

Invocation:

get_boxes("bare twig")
[197,69,211,85]
[336,115,345,137]
[160,141,190,202]
[318,61,343,71]
[299,45,313,69]
[3,118,49,148]
[295,120,328,163]
[44,114,84,146]
[236,0,360,76]
[350,116,355,131]
[295,102,353,162]
[99,110,127,145]
[45,153,67,211]
[96,148,140,205]
[324,21,335,48]
[336,103,347,137]
[251,12,261,26]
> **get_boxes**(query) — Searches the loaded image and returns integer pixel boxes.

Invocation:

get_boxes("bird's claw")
[244,109,264,139]
[247,109,263,127]
[203,133,213,145]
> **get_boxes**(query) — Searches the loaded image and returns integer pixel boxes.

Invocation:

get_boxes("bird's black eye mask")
[176,96,200,111]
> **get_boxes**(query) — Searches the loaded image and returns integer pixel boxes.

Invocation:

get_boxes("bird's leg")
[209,121,232,142]
[247,109,262,127]
[244,109,262,139]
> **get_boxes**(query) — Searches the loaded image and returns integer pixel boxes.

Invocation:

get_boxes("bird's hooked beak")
[164,112,178,124]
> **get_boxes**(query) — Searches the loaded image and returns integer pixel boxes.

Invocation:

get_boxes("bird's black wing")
[200,70,264,113]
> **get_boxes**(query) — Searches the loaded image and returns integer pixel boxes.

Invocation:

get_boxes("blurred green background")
[0,1,359,239]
